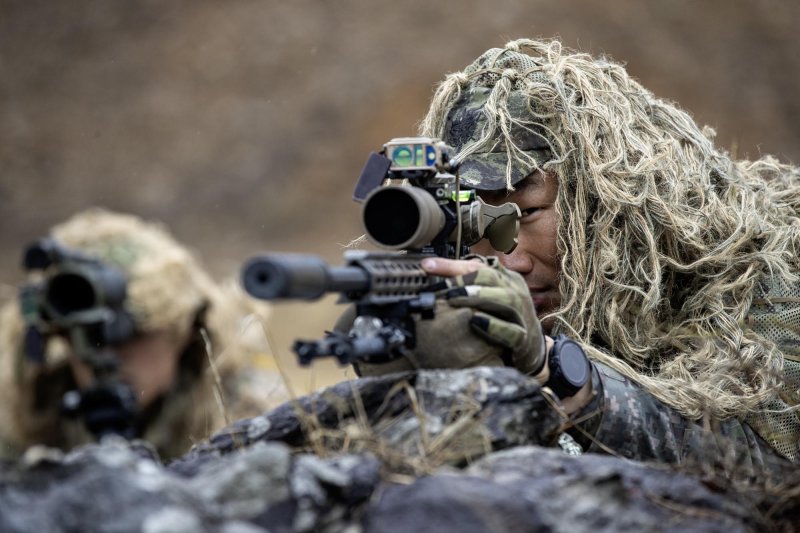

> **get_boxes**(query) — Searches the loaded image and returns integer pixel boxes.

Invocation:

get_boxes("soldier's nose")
[499,247,533,275]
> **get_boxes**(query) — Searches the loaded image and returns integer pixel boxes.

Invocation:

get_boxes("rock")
[174,367,562,476]
[362,446,756,533]
[0,367,797,532]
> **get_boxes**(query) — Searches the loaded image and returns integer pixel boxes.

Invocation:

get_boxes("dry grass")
[281,377,496,479]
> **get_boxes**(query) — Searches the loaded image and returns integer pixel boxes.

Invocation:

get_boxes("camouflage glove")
[441,257,546,376]
[345,257,547,378]
[335,301,509,376]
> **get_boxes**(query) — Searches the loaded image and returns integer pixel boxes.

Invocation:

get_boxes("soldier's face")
[117,333,183,407]
[69,332,183,409]
[471,170,561,332]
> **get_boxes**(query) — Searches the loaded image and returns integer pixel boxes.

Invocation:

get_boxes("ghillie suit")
[0,208,287,460]
[420,39,800,462]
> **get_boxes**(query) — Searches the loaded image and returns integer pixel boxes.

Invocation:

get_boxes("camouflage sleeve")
[566,362,790,471]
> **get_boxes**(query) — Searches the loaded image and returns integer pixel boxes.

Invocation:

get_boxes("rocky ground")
[1,368,797,532]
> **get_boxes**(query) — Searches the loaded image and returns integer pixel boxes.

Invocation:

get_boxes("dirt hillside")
[2,0,798,390]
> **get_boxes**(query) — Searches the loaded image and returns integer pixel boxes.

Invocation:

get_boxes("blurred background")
[2,0,799,393]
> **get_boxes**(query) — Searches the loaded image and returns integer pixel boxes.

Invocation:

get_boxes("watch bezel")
[547,334,590,398]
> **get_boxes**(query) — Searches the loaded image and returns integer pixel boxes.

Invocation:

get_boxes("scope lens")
[363,188,420,247]
[426,145,437,166]
[414,145,425,166]
[391,146,414,168]
[46,273,97,316]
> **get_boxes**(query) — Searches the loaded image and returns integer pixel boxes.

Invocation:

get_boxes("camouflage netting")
[420,39,800,459]
[0,208,287,460]
[51,207,218,342]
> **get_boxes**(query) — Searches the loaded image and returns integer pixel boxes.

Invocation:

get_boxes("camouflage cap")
[438,48,555,190]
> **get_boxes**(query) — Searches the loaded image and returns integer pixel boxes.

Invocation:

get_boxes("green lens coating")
[451,190,475,202]
[392,146,414,167]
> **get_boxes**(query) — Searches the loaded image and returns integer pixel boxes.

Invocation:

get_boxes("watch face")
[559,341,590,387]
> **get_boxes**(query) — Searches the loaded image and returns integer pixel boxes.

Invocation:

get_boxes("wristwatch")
[546,334,591,399]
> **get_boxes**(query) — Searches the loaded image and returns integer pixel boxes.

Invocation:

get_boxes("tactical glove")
[342,257,547,378]
[442,257,547,376]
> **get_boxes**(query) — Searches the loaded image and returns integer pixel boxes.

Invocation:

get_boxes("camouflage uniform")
[0,209,288,461]
[419,44,800,467]
[569,362,787,469]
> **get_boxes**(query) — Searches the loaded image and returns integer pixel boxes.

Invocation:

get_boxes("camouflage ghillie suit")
[0,208,288,460]
[418,40,800,467]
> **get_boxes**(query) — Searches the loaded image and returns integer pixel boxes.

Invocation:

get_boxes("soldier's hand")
[338,299,510,377]
[422,256,548,377]
[342,255,548,379]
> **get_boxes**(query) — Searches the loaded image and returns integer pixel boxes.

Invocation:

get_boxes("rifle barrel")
[242,254,370,300]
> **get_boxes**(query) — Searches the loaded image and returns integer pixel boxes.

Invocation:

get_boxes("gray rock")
[0,368,796,532]
[187,442,293,518]
[176,367,562,475]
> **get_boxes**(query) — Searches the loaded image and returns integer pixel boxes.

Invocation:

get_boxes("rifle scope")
[44,264,127,319]
[362,186,445,250]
